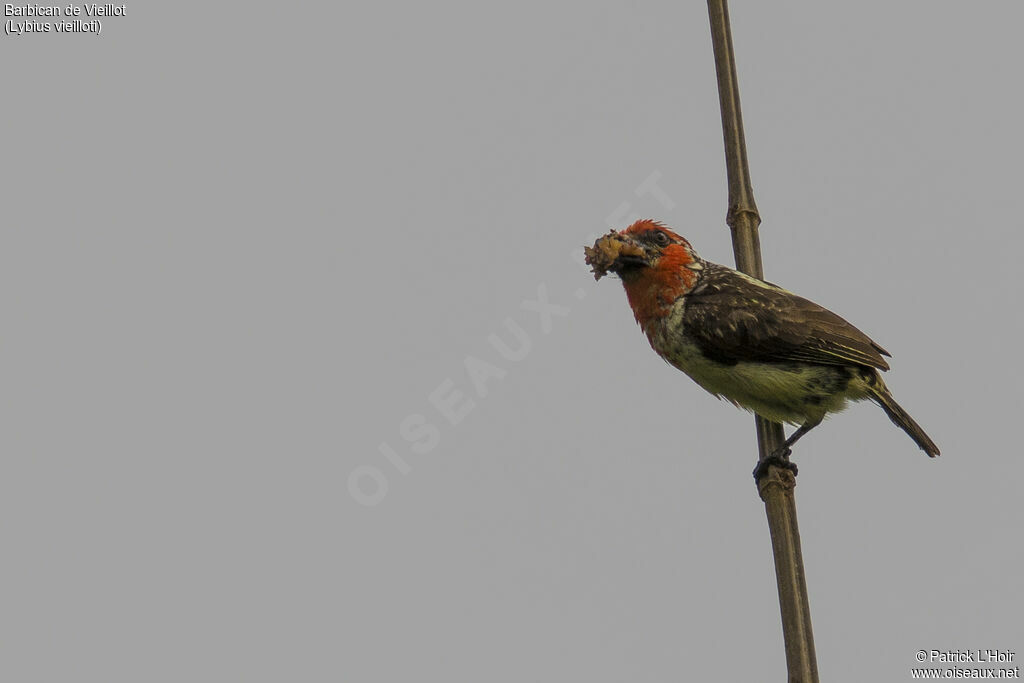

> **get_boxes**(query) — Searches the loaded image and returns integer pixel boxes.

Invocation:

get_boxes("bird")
[584,219,939,479]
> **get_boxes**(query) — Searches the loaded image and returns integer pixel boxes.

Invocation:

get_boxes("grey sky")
[2,2,1022,681]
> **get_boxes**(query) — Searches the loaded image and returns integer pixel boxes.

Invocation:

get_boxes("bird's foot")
[752,447,798,481]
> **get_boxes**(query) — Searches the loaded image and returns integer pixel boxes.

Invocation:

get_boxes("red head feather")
[618,220,701,329]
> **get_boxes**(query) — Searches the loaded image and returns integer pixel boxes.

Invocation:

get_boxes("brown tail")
[870,388,940,457]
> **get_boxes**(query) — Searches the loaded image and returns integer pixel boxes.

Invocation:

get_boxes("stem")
[706,2,820,681]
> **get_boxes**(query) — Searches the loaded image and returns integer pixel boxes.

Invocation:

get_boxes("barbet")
[585,219,939,477]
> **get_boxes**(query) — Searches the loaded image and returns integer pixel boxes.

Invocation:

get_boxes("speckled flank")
[650,322,868,425]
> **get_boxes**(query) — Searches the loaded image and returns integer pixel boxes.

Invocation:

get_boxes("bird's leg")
[752,417,823,481]
[775,417,821,457]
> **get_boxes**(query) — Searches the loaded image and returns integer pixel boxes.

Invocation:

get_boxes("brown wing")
[682,264,891,370]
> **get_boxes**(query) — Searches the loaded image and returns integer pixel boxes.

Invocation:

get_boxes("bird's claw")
[752,447,798,481]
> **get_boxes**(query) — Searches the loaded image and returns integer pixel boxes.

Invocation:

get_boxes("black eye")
[651,230,670,246]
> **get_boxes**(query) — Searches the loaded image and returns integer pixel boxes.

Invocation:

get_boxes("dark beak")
[611,252,648,272]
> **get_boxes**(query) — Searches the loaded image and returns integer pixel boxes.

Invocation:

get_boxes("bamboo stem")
[706,2,820,681]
